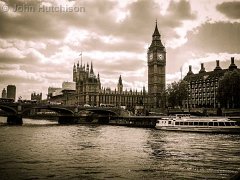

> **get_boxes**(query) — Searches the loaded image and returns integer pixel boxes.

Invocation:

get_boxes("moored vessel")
[155,114,240,134]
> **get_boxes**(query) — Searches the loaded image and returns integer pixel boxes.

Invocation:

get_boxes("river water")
[0,117,239,180]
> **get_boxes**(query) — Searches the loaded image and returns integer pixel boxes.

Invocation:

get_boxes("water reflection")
[146,130,240,179]
[0,117,239,179]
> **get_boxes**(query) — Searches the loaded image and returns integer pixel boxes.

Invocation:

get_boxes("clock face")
[158,53,164,61]
[149,53,153,61]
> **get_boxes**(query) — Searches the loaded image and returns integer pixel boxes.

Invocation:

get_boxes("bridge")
[0,102,122,125]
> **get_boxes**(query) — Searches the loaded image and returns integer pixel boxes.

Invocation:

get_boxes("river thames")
[0,117,239,179]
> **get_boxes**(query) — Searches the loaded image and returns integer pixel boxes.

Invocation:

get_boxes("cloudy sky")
[0,0,240,99]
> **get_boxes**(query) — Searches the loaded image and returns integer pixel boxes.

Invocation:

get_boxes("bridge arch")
[84,109,119,116]
[0,105,17,115]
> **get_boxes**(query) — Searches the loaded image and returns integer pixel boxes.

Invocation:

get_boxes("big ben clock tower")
[147,21,166,109]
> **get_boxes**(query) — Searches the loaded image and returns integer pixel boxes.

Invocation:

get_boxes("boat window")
[219,122,225,126]
[189,122,194,126]
[209,122,213,126]
[175,122,180,125]
[180,122,184,125]
[225,122,231,126]
[214,122,218,126]
[168,121,171,124]
[199,122,204,126]
[194,122,198,126]
[204,122,208,126]
[184,122,188,126]
[230,122,236,126]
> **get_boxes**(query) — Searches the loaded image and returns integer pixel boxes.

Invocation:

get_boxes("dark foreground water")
[0,117,240,180]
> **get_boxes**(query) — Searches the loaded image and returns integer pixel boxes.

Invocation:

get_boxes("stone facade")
[73,62,149,109]
[147,21,166,109]
[49,22,166,112]
[183,57,239,109]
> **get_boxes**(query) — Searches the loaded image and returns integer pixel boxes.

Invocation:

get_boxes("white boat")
[155,114,240,134]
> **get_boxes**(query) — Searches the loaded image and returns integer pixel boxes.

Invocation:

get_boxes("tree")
[217,70,240,108]
[166,80,188,108]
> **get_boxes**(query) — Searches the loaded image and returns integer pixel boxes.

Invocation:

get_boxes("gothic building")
[49,21,166,111]
[72,61,148,109]
[183,57,239,108]
[147,21,166,109]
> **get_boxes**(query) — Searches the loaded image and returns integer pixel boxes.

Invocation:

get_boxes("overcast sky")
[0,0,240,99]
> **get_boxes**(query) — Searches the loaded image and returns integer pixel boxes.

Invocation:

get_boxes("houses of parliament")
[49,22,166,110]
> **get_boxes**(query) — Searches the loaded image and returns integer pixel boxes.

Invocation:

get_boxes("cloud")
[0,0,83,40]
[216,1,240,19]
[0,0,238,99]
[166,21,240,75]
[167,0,196,20]
[185,22,240,54]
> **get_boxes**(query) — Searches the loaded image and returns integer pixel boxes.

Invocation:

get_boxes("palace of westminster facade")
[48,21,239,110]
[49,22,166,110]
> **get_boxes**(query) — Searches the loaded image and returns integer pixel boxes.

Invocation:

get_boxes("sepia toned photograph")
[0,0,240,179]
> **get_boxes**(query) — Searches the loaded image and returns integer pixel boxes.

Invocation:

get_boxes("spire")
[152,20,160,37]
[90,61,94,74]
[118,75,123,85]
[149,20,164,49]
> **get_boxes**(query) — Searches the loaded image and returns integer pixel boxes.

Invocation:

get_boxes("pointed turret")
[73,63,77,82]
[152,20,160,37]
[90,61,94,74]
[89,61,95,78]
[86,63,89,77]
[118,75,123,85]
[97,72,101,90]
[149,20,165,50]
[117,75,123,93]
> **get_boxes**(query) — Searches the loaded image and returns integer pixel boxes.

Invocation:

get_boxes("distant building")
[48,21,167,112]
[31,92,42,102]
[183,57,239,108]
[47,87,62,98]
[1,88,7,98]
[7,85,16,101]
[73,62,147,108]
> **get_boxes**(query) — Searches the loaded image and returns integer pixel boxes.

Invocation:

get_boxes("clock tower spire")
[147,21,166,110]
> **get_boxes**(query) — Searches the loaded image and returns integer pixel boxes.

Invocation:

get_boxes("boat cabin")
[157,116,238,127]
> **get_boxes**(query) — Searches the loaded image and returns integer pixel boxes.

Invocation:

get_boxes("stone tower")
[117,75,123,93]
[147,21,166,109]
